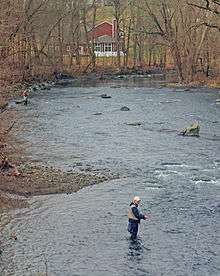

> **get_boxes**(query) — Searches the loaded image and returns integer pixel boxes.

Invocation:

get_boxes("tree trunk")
[82,9,96,71]
[171,44,184,82]
[57,21,63,69]
[123,18,131,70]
[133,35,137,69]
[115,19,121,70]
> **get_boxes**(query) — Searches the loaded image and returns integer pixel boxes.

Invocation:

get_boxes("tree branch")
[4,121,16,135]
[212,0,220,6]
[144,1,165,36]
[188,1,220,15]
[10,0,50,40]
[203,22,220,30]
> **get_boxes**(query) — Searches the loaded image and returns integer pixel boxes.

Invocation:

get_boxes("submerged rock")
[126,122,142,126]
[179,122,200,137]
[120,106,130,111]
[100,94,111,99]
[93,112,103,115]
[116,75,127,79]
[15,99,27,105]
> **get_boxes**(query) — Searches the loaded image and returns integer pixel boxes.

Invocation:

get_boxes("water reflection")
[126,237,152,276]
[127,238,144,261]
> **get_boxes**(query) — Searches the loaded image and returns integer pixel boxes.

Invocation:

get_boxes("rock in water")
[126,122,142,126]
[93,112,103,115]
[15,99,26,104]
[120,106,130,111]
[101,94,111,99]
[179,122,200,137]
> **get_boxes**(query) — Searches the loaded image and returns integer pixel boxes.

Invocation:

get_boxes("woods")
[0,0,219,87]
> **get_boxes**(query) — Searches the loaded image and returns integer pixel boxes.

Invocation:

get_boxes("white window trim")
[104,43,112,52]
[94,43,101,52]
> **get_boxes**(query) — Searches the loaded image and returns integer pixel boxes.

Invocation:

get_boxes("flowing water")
[1,78,220,276]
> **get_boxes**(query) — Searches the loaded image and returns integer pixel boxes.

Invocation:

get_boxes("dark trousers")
[128,220,139,239]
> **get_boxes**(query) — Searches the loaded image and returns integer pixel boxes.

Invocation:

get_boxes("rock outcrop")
[179,123,200,137]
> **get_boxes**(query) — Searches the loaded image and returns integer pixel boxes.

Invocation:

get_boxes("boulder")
[179,122,200,137]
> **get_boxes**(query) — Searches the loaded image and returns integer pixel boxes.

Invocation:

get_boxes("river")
[1,78,220,275]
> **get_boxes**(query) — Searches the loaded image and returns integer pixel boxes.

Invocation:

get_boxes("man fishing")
[127,196,149,239]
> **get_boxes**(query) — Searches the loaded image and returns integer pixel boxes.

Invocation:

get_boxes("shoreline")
[0,108,112,210]
[0,162,110,211]
[0,78,114,211]
[3,70,220,101]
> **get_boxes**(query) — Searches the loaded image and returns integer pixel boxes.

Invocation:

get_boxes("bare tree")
[111,0,127,70]
[81,0,98,71]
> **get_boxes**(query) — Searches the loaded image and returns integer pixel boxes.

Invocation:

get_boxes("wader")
[127,204,139,239]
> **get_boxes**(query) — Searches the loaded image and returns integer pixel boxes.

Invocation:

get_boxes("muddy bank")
[0,163,110,210]
[0,110,111,210]
[0,81,111,211]
[0,105,110,210]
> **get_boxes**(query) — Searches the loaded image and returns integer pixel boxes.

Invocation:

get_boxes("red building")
[87,20,124,57]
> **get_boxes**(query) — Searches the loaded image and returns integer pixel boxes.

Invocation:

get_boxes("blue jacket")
[128,202,145,223]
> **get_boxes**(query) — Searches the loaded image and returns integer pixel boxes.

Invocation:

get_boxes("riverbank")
[0,82,111,211]
[3,69,220,97]
[0,131,110,210]
[0,104,110,210]
[0,162,109,210]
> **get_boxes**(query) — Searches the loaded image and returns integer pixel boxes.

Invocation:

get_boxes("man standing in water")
[128,196,148,239]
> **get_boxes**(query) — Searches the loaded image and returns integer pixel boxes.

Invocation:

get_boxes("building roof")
[93,35,116,43]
